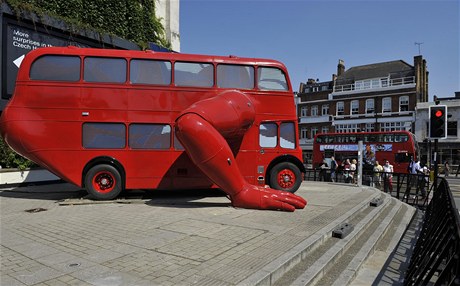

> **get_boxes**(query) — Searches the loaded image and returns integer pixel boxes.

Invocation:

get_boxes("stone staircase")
[244,190,416,286]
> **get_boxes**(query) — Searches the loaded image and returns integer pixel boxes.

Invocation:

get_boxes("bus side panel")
[124,150,173,189]
[80,86,128,118]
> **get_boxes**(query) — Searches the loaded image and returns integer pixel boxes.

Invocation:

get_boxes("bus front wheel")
[269,162,302,193]
[85,164,123,200]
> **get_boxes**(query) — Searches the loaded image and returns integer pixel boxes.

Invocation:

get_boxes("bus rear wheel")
[269,162,302,193]
[85,164,122,200]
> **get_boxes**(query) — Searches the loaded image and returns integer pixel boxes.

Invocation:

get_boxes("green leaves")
[6,0,170,49]
[0,138,36,170]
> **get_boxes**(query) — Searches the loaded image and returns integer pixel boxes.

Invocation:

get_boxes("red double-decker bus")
[313,131,419,173]
[1,47,305,204]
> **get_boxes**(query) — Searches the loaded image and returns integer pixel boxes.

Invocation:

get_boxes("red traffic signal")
[429,105,447,139]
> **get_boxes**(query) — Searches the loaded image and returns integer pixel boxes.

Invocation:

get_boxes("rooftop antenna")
[414,42,424,55]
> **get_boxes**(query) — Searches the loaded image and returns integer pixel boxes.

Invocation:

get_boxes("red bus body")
[0,47,304,197]
[313,131,419,173]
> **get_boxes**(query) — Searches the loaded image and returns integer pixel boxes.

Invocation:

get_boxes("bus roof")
[20,46,289,71]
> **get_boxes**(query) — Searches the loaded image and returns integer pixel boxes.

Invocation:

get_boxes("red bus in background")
[313,131,419,173]
[0,47,305,200]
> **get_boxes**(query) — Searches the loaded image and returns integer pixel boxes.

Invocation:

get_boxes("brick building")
[296,56,428,165]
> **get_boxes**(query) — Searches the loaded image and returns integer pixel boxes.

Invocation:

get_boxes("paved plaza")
[1,182,379,285]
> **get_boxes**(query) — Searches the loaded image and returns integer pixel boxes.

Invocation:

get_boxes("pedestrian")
[373,161,383,189]
[382,160,394,193]
[444,161,450,177]
[350,159,357,184]
[342,159,351,183]
[319,159,329,182]
[418,162,429,199]
[330,156,337,182]
[410,158,420,189]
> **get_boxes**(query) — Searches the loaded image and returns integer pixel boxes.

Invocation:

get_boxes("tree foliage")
[0,138,36,170]
[5,0,170,49]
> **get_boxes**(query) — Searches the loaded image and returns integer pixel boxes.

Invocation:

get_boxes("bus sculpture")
[0,47,307,211]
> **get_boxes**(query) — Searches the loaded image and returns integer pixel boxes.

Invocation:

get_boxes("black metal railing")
[404,178,460,285]
[304,168,432,208]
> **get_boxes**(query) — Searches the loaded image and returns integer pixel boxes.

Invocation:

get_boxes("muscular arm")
[175,91,307,211]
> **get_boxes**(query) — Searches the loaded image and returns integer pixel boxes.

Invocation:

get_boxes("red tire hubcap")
[277,168,296,189]
[92,171,115,193]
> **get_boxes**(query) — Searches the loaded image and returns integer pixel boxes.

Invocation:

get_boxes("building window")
[322,104,329,115]
[447,121,458,137]
[365,99,374,114]
[321,85,328,91]
[300,106,308,117]
[335,124,359,133]
[311,127,318,139]
[380,122,406,132]
[300,127,308,139]
[382,97,392,113]
[351,100,359,115]
[322,126,329,133]
[365,123,375,132]
[337,101,344,115]
[311,105,318,116]
[399,96,409,112]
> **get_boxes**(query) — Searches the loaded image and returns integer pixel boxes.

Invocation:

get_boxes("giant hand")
[175,91,307,211]
[231,184,307,212]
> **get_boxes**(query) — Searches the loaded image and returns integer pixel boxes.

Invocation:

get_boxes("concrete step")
[240,186,382,286]
[270,192,415,286]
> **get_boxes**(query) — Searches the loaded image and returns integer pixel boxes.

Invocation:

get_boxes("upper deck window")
[257,67,288,91]
[30,55,80,81]
[130,59,171,85]
[217,64,254,89]
[174,62,213,87]
[84,57,126,83]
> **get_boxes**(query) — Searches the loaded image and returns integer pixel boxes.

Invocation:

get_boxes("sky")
[179,0,459,100]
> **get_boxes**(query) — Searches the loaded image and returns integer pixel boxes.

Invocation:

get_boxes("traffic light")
[429,105,447,139]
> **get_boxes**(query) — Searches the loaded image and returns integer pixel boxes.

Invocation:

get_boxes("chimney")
[307,78,316,85]
[337,59,345,76]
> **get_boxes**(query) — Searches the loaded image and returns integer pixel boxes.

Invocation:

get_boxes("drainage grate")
[24,208,47,213]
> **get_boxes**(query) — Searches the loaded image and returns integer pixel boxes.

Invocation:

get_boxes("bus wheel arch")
[267,156,304,193]
[82,157,125,200]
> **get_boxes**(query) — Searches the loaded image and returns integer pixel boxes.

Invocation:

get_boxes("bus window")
[84,57,127,83]
[395,152,412,163]
[83,123,126,149]
[30,55,80,81]
[394,134,408,142]
[129,124,171,149]
[173,133,185,150]
[174,62,214,87]
[217,64,254,89]
[259,123,277,148]
[383,134,394,142]
[280,122,295,149]
[130,59,171,85]
[257,67,288,91]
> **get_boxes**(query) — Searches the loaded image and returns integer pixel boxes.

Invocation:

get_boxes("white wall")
[155,0,180,52]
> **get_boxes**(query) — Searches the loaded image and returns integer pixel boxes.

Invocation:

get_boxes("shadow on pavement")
[0,183,231,208]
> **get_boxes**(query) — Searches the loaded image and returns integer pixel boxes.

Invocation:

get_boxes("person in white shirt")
[382,160,394,193]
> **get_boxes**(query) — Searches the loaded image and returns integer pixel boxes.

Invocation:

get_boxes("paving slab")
[1,182,378,285]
